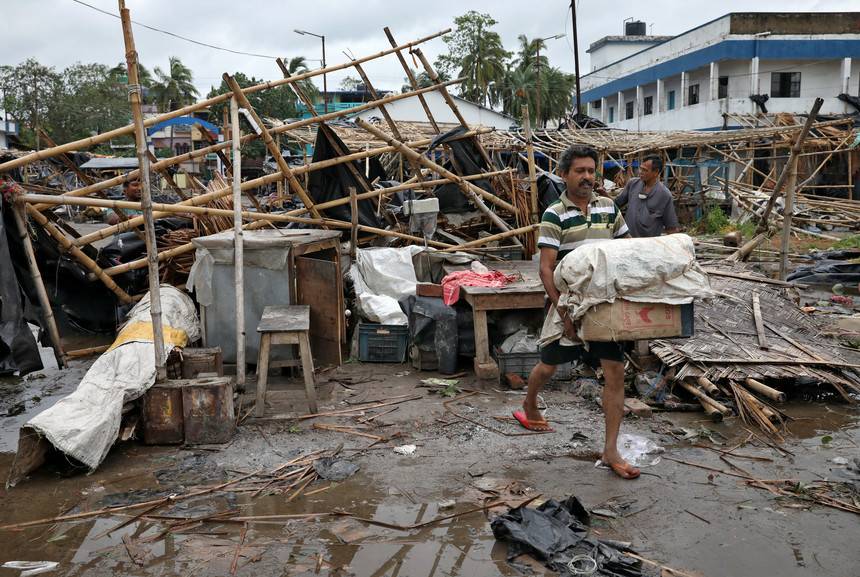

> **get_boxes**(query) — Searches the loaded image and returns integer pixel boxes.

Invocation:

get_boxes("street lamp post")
[535,33,564,127]
[294,29,327,114]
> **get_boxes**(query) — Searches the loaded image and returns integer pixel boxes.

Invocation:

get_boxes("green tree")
[339,76,361,91]
[150,56,199,112]
[400,69,438,93]
[435,11,510,107]
[46,62,130,143]
[0,59,63,148]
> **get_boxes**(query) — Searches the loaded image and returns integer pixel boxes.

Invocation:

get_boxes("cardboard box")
[581,300,694,342]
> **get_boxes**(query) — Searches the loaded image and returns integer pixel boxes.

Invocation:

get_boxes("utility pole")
[570,0,582,118]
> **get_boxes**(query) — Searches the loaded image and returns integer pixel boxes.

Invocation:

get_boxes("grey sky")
[4,0,858,99]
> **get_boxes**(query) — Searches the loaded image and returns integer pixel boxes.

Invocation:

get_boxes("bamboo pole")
[224,73,322,219]
[354,119,520,243]
[522,104,540,228]
[696,376,721,397]
[440,224,539,252]
[0,29,451,175]
[11,202,66,367]
[24,204,133,303]
[230,96,246,387]
[120,0,165,382]
[778,152,799,281]
[757,98,824,232]
[384,27,440,133]
[744,378,786,403]
[31,76,464,214]
[349,186,358,261]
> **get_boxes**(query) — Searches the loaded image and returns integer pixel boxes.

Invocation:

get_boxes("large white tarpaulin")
[17,286,199,472]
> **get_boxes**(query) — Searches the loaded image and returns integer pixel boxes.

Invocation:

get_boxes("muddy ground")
[1,361,858,577]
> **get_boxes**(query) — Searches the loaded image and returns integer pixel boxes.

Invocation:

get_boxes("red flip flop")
[512,410,554,432]
[607,462,640,480]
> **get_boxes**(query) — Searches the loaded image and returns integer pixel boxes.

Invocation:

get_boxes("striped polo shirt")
[537,192,629,259]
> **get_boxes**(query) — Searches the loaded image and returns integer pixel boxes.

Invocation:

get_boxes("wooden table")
[443,261,546,380]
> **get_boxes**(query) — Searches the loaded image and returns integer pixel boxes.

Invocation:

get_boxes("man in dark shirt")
[615,155,680,237]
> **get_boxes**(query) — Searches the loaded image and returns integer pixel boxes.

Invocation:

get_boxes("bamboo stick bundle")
[728,380,783,436]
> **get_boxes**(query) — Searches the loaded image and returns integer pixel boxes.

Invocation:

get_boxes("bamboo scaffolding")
[67,123,488,250]
[30,76,464,215]
[354,119,520,243]
[225,74,322,220]
[0,29,451,174]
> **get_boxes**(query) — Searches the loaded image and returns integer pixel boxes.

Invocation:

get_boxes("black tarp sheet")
[426,126,495,213]
[491,497,657,577]
[786,249,860,285]
[0,199,42,376]
[307,124,386,228]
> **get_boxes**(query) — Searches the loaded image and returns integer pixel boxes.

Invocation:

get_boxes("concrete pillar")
[600,97,608,123]
[635,85,643,117]
[842,57,852,94]
[656,78,665,114]
[681,71,688,107]
[749,57,760,113]
[710,61,720,101]
[617,91,624,123]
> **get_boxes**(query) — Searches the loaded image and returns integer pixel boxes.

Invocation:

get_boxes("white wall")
[583,16,731,90]
[352,91,515,130]
[590,42,662,71]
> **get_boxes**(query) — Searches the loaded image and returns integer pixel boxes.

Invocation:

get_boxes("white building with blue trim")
[581,13,860,131]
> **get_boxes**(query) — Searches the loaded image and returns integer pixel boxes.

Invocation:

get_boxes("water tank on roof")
[625,20,646,36]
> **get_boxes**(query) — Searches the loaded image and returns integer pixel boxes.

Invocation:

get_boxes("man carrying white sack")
[512,145,640,480]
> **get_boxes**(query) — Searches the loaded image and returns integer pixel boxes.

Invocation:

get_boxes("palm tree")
[283,56,319,109]
[512,35,549,73]
[458,33,509,107]
[150,57,199,113]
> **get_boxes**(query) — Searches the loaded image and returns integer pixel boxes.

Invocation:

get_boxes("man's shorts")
[540,339,628,368]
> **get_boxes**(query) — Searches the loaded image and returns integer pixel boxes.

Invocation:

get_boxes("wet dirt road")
[1,363,858,577]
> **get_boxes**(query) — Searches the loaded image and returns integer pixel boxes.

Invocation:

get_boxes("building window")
[609,107,614,123]
[718,76,728,99]
[643,96,653,115]
[592,99,601,110]
[667,90,675,110]
[625,101,634,120]
[688,83,700,105]
[771,72,801,97]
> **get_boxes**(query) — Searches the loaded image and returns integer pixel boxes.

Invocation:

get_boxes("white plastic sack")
[20,286,200,471]
[542,235,712,344]
[355,246,424,299]
[351,246,425,325]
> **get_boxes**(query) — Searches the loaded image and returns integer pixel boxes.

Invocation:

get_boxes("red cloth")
[440,270,518,305]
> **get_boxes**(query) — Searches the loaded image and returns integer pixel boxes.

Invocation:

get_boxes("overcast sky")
[5,0,858,99]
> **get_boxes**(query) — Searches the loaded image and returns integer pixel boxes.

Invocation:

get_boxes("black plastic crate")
[493,347,572,382]
[358,323,409,363]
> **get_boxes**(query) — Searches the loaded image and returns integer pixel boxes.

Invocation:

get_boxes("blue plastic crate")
[493,347,572,382]
[358,323,409,363]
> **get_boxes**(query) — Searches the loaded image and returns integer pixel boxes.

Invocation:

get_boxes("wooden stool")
[256,305,317,417]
